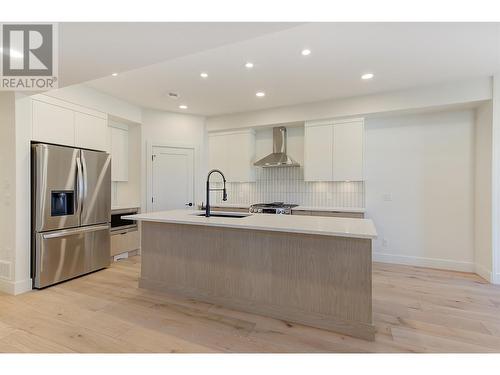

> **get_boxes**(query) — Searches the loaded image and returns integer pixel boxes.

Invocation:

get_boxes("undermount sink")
[195,212,250,218]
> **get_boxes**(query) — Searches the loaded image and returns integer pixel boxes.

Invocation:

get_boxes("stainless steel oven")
[111,208,138,233]
[110,208,140,258]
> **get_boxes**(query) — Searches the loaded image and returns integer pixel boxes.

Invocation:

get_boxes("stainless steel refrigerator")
[32,143,111,288]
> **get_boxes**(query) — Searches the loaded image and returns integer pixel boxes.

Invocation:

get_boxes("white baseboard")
[0,278,32,295]
[492,272,500,285]
[474,263,492,282]
[373,252,475,272]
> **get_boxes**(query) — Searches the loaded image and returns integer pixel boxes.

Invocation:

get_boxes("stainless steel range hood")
[254,127,300,168]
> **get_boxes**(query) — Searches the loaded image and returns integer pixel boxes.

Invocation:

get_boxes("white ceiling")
[58,22,301,86]
[83,23,500,117]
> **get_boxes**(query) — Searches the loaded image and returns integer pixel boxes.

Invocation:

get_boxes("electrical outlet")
[0,260,12,280]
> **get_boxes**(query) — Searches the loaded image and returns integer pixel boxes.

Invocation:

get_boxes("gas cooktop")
[249,202,298,214]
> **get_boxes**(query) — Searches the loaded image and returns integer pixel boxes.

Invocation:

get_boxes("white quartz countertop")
[294,206,366,213]
[208,203,365,213]
[123,209,377,239]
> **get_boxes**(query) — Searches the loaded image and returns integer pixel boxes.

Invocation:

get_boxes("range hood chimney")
[254,127,300,168]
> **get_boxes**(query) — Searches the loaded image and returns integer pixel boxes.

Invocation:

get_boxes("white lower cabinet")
[304,118,364,181]
[208,130,256,182]
[32,100,75,146]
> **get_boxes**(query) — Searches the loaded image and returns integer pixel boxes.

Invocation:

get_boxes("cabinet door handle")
[185,202,193,207]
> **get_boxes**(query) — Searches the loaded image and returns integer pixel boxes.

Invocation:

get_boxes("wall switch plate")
[382,193,392,202]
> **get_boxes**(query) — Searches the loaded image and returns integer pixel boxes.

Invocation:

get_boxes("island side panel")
[139,221,374,340]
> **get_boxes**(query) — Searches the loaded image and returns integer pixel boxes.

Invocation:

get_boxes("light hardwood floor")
[1,256,500,353]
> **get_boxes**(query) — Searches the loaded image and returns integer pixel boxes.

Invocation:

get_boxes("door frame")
[146,142,197,212]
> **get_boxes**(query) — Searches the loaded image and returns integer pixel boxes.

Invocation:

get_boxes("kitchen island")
[124,210,377,340]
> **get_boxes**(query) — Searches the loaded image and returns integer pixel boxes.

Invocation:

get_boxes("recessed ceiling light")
[301,49,311,56]
[200,72,208,78]
[245,62,254,69]
[255,91,266,97]
[111,72,118,77]
[179,104,188,109]
[361,73,374,80]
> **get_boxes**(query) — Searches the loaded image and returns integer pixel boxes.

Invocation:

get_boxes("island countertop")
[123,209,377,239]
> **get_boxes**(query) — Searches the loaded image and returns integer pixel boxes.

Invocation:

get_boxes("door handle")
[185,203,193,207]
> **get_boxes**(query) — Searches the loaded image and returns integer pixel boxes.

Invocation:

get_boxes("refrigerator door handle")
[81,152,89,220]
[42,224,110,239]
[82,152,88,203]
[76,155,84,217]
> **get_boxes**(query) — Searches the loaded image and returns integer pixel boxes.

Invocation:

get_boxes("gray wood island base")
[137,219,376,340]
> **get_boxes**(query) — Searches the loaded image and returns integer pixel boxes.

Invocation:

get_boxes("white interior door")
[151,146,194,211]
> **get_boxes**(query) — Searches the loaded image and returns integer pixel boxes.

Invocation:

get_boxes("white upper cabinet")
[74,112,108,151]
[332,120,364,181]
[304,124,334,181]
[32,100,75,146]
[31,95,108,152]
[208,133,227,174]
[208,130,256,182]
[110,125,129,182]
[304,118,364,181]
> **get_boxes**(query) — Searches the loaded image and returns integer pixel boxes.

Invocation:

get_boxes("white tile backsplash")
[212,167,364,208]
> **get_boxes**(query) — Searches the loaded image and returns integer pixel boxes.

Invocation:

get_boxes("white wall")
[365,109,475,272]
[207,77,492,131]
[0,93,17,293]
[474,101,493,280]
[0,93,32,295]
[14,94,33,294]
[141,109,207,211]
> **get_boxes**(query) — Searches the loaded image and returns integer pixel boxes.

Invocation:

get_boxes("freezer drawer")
[34,224,110,288]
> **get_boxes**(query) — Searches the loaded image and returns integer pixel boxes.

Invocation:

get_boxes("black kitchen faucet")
[205,169,227,217]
